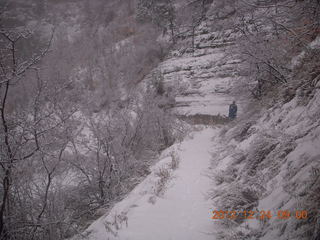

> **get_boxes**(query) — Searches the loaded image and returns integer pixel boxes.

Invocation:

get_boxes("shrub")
[154,167,171,196]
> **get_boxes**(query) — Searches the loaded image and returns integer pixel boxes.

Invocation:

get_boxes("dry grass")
[169,151,180,170]
[154,167,171,197]
[104,211,128,237]
[177,114,230,125]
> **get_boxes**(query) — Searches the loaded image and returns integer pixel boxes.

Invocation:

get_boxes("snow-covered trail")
[80,128,217,240]
[119,129,216,240]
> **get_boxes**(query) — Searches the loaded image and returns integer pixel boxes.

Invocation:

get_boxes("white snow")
[73,128,218,240]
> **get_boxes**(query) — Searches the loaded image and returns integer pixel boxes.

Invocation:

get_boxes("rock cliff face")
[159,17,242,117]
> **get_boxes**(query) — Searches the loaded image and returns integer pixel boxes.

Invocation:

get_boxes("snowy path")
[80,128,217,240]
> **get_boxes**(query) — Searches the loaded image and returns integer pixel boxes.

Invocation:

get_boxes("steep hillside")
[210,37,320,240]
[0,1,177,239]
[159,19,242,116]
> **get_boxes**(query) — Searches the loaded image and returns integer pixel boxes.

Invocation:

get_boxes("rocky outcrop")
[159,18,242,118]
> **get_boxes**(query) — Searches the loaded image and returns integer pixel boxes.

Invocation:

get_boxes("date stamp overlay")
[211,210,308,220]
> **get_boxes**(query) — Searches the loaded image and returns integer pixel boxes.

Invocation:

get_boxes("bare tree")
[136,0,177,43]
[210,0,320,98]
[0,25,81,239]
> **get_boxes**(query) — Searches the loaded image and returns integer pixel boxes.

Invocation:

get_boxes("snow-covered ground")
[74,128,218,240]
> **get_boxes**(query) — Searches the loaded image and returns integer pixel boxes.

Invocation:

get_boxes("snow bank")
[209,85,320,239]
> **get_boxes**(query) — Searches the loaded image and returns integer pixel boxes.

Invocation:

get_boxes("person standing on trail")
[228,101,238,120]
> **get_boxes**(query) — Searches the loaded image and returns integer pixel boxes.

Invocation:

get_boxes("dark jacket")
[229,103,237,119]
